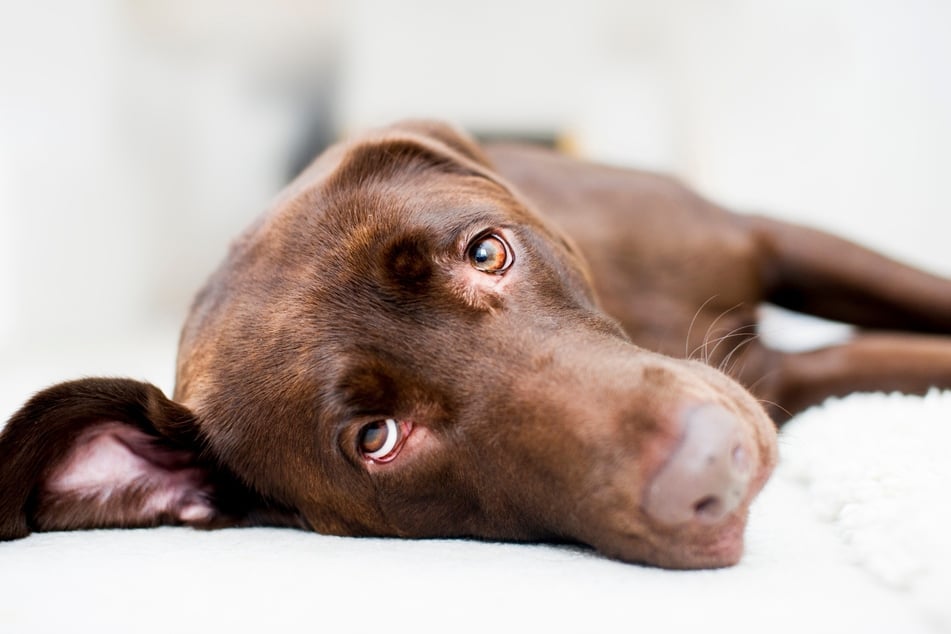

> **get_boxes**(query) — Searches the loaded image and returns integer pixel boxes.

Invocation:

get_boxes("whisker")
[718,333,761,375]
[685,294,720,359]
[757,398,793,421]
[703,302,746,365]
[709,324,757,364]
[694,302,745,363]
[728,340,763,384]
[697,321,755,367]
[747,367,781,394]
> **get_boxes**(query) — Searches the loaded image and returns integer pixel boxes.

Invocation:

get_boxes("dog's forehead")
[176,146,521,401]
[289,133,550,240]
[174,130,600,424]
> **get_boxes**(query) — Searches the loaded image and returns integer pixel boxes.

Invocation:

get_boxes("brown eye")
[468,234,513,274]
[358,418,407,462]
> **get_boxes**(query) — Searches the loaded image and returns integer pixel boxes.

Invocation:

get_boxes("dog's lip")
[608,417,769,568]
[675,515,748,567]
[667,430,774,568]
[618,512,749,569]
[658,443,775,568]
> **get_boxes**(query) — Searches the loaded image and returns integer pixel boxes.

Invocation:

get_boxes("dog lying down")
[2,121,950,569]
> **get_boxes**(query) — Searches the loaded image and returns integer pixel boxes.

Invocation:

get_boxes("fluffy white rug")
[0,333,948,633]
[778,390,951,631]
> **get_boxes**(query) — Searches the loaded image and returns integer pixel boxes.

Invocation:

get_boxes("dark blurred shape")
[473,129,560,149]
[285,69,339,181]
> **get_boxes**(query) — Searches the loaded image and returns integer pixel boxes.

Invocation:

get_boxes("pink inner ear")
[45,422,216,524]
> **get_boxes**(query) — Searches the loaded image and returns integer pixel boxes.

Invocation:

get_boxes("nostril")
[643,404,755,526]
[693,495,722,519]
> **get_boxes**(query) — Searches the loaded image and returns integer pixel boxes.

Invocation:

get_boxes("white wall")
[0,1,143,343]
[0,1,336,345]
[668,1,951,275]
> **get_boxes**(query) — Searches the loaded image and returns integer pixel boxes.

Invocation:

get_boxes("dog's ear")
[0,378,303,540]
[388,119,494,167]
[330,120,501,190]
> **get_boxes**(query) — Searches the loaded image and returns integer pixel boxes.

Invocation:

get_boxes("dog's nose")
[643,404,753,526]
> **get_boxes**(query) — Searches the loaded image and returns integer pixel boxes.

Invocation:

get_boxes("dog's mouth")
[646,514,749,569]
[640,442,776,569]
[636,400,776,568]
[481,399,775,569]
[572,455,772,569]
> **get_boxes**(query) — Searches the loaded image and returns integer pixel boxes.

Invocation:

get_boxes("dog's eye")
[468,234,513,274]
[358,418,407,462]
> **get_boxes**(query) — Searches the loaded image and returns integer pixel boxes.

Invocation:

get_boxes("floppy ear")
[0,378,304,540]
[388,119,494,167]
[329,120,505,193]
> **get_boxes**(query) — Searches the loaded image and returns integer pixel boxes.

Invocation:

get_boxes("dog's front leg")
[740,215,951,419]
[754,334,951,420]
[748,215,951,333]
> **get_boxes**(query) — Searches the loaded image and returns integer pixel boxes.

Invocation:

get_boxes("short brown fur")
[2,120,950,569]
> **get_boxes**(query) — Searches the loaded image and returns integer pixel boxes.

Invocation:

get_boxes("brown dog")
[2,121,950,569]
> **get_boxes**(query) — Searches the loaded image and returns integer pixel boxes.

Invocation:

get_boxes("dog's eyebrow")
[417,206,515,249]
[446,217,509,247]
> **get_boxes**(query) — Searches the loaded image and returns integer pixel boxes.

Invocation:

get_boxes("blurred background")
[1,0,949,404]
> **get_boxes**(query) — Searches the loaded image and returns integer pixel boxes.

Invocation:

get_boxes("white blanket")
[0,334,948,634]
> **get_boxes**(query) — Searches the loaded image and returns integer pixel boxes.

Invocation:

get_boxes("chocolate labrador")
[2,120,950,569]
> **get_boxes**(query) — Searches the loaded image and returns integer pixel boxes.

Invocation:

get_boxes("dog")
[2,120,950,569]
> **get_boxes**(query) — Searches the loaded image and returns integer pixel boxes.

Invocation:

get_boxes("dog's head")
[0,121,777,568]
